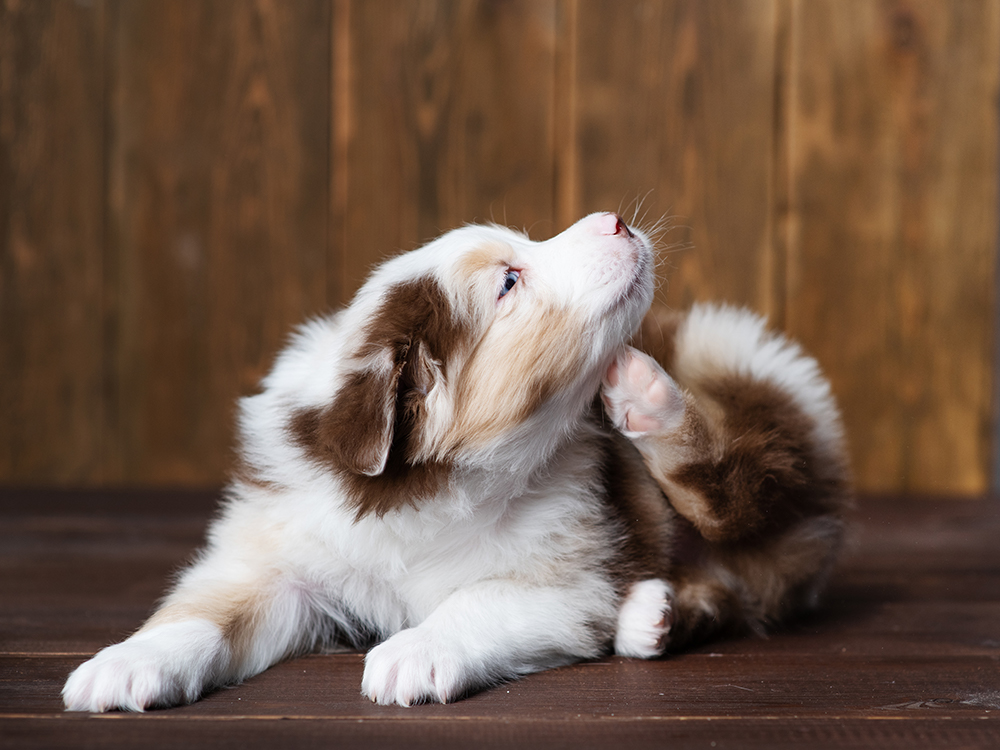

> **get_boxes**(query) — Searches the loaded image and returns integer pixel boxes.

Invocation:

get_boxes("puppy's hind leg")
[605,316,849,546]
[604,306,851,646]
[602,346,727,540]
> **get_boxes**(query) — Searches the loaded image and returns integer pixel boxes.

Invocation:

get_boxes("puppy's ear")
[295,339,448,477]
[402,340,443,404]
[292,349,404,477]
[335,357,404,476]
[292,276,459,477]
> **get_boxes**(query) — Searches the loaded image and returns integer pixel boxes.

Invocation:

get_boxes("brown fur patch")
[661,564,745,649]
[292,369,401,477]
[289,277,464,517]
[669,377,848,543]
[141,589,270,670]
[595,421,675,593]
[320,399,451,519]
[711,514,845,621]
[665,513,846,649]
[356,277,466,364]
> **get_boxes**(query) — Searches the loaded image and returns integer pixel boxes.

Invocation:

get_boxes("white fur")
[62,621,229,713]
[614,578,674,658]
[673,304,846,463]
[63,213,656,712]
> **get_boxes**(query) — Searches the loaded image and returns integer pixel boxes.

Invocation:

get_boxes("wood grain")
[3,489,1000,749]
[0,0,107,482]
[786,0,1000,493]
[565,0,783,314]
[0,1,997,494]
[337,0,558,301]
[110,0,331,484]
[5,716,1000,750]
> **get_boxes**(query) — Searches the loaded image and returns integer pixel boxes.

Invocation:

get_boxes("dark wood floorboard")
[2,489,999,748]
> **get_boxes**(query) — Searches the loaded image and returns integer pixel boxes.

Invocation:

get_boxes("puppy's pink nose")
[597,212,633,238]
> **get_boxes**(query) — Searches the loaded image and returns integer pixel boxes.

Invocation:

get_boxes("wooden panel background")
[1,0,997,494]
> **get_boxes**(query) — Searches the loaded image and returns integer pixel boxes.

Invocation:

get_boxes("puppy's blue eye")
[499,269,520,298]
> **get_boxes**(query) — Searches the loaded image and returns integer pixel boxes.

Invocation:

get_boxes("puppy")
[63,213,849,711]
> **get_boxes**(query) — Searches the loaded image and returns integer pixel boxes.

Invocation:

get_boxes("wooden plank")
[4,716,1000,750]
[110,0,331,484]
[0,0,107,483]
[8,651,1000,719]
[786,0,1000,494]
[565,0,782,313]
[0,487,218,517]
[0,489,215,653]
[4,489,1000,747]
[337,0,558,301]
[3,714,1000,750]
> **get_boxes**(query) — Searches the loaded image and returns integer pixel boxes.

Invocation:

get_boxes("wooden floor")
[2,489,999,749]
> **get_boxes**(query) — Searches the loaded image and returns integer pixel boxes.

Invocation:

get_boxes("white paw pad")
[602,347,684,436]
[614,579,674,658]
[361,628,465,707]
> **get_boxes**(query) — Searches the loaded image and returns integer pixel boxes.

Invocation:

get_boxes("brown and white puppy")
[62,213,849,712]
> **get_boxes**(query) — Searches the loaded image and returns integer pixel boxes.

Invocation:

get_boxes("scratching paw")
[614,578,674,658]
[602,347,685,437]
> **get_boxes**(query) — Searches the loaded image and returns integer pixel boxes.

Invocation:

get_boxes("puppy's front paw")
[62,621,226,712]
[603,347,685,436]
[614,578,674,658]
[361,628,467,707]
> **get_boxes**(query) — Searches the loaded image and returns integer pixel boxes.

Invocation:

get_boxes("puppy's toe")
[362,628,464,707]
[63,621,226,713]
[603,348,684,436]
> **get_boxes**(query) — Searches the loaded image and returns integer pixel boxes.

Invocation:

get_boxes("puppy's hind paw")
[602,347,685,437]
[614,579,674,659]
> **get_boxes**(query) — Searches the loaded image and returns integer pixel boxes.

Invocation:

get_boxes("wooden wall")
[2,0,997,494]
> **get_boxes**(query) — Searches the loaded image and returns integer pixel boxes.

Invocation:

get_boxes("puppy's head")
[293,212,654,514]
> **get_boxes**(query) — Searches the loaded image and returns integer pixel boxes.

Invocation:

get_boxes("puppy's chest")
[325,480,608,610]
[347,500,593,581]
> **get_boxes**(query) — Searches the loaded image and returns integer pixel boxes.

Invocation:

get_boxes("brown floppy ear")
[293,349,405,477]
[291,276,460,478]
[334,358,405,476]
[401,340,443,408]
